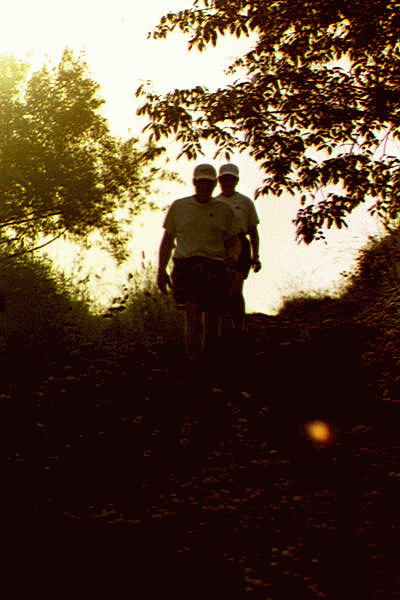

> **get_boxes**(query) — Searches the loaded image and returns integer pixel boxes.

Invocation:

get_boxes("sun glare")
[304,420,338,448]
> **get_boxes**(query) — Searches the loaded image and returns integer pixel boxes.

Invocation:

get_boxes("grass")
[101,261,182,350]
[0,251,102,349]
[0,249,183,355]
[273,228,400,400]
[275,280,357,323]
[272,233,397,321]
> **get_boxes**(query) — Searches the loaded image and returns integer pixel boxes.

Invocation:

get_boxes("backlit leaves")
[137,0,400,243]
[0,50,169,263]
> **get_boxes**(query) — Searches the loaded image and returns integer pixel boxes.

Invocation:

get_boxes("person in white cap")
[157,163,240,371]
[216,164,261,336]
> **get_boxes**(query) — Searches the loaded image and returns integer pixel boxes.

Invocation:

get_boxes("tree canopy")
[136,0,400,243]
[0,49,170,263]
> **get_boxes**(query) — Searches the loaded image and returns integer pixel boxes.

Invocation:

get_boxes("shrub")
[0,250,102,350]
[100,262,181,350]
[339,229,400,311]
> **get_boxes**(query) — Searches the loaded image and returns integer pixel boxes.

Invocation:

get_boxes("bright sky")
[1,0,389,314]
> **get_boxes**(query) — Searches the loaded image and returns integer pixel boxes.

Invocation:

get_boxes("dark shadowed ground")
[4,314,399,598]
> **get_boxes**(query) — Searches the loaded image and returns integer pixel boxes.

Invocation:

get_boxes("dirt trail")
[4,318,400,597]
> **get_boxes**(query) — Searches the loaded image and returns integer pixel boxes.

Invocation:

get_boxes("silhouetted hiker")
[157,163,240,375]
[216,164,261,338]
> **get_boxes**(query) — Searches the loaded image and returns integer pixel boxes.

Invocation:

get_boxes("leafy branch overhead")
[136,0,400,243]
[0,49,171,263]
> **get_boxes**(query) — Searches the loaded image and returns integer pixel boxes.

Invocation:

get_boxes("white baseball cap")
[219,164,239,178]
[193,164,217,181]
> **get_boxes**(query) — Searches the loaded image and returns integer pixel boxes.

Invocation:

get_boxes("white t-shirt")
[215,191,260,234]
[163,195,241,261]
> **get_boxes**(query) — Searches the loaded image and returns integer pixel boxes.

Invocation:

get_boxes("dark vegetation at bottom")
[3,227,400,597]
[4,314,399,599]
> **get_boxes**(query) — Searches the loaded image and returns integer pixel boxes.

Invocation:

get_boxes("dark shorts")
[235,235,252,280]
[171,257,228,310]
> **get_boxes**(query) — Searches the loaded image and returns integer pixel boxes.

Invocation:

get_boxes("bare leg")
[219,271,246,389]
[235,276,246,332]
[201,309,221,384]
[202,309,220,357]
[227,269,246,332]
[176,306,188,344]
[185,299,203,360]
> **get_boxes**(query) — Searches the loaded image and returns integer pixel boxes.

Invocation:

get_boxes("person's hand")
[157,269,172,294]
[251,258,262,273]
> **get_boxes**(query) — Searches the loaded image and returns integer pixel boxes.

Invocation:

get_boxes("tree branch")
[6,228,69,257]
[0,211,64,230]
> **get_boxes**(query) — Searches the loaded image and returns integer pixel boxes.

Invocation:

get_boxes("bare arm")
[248,225,261,272]
[157,231,175,293]
[248,225,259,259]
[158,231,175,272]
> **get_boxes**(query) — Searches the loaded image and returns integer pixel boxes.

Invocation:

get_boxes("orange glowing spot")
[307,420,330,442]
